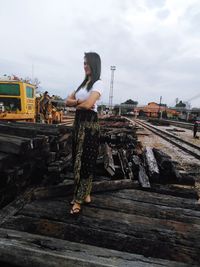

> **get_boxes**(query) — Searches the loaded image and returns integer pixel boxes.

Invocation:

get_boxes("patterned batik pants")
[72,109,100,204]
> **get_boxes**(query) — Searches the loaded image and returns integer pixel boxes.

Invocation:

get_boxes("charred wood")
[103,143,115,176]
[131,155,150,188]
[0,228,188,267]
[153,148,182,183]
[144,146,159,182]
[3,204,200,264]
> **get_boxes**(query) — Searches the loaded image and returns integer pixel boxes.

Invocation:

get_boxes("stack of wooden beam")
[0,121,72,208]
[0,116,197,208]
[98,116,197,198]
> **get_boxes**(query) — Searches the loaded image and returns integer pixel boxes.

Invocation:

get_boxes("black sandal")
[70,207,81,215]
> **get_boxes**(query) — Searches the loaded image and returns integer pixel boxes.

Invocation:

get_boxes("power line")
[186,93,200,102]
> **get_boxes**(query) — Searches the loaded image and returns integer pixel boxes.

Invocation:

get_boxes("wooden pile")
[0,116,197,209]
[0,121,72,208]
[98,116,197,198]
[0,116,200,266]
[148,118,170,126]
[99,115,133,128]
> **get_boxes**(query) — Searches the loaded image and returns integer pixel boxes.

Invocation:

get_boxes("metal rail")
[135,119,200,160]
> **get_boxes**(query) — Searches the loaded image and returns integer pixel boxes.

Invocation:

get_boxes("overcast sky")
[0,0,200,107]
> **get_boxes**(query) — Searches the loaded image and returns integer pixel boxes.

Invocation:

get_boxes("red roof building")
[135,102,180,118]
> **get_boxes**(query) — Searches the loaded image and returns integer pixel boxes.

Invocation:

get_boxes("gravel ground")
[156,124,200,147]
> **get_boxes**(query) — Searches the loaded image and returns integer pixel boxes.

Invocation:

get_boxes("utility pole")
[109,66,116,112]
[158,96,162,118]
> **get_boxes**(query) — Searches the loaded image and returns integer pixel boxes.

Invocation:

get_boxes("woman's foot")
[70,199,75,205]
[70,202,81,215]
[84,195,91,204]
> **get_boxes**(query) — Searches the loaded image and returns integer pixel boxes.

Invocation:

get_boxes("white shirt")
[75,80,104,112]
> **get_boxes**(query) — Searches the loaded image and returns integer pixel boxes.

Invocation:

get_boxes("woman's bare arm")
[77,91,100,110]
[66,91,78,107]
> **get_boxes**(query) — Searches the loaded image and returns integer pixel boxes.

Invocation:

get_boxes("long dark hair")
[76,52,101,92]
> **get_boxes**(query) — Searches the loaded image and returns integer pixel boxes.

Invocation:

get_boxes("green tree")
[175,100,186,108]
[121,99,138,114]
[122,99,138,105]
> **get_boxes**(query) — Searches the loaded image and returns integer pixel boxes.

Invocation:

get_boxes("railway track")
[134,119,200,160]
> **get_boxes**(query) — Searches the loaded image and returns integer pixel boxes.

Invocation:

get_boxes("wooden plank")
[0,134,33,154]
[118,148,134,180]
[153,148,181,182]
[103,143,115,176]
[0,121,72,136]
[32,178,198,201]
[138,164,151,188]
[107,189,200,211]
[0,188,35,226]
[0,152,17,169]
[90,194,200,224]
[32,179,138,200]
[17,199,200,248]
[131,155,150,187]
[149,184,199,200]
[144,146,159,181]
[0,228,190,267]
[0,123,38,137]
[3,205,200,264]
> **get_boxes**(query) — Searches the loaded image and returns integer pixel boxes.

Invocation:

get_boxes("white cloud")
[0,0,200,107]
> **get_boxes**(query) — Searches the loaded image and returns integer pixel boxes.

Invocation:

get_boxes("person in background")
[66,52,103,215]
[193,121,198,138]
[39,91,51,123]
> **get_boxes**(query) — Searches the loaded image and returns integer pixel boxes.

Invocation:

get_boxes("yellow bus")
[0,80,36,122]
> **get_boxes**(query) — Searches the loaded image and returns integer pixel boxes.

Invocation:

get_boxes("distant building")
[134,102,180,119]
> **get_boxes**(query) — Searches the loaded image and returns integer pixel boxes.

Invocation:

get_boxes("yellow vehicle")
[0,80,36,122]
[0,79,64,123]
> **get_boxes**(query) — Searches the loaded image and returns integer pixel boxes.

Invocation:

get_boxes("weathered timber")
[0,115,200,266]
[58,132,71,142]
[92,179,137,193]
[0,188,35,226]
[138,164,151,188]
[32,176,198,202]
[91,194,200,224]
[0,134,33,154]
[131,155,140,175]
[3,201,200,264]
[108,189,200,211]
[14,200,200,248]
[0,119,74,208]
[131,155,150,188]
[148,118,170,126]
[117,151,126,178]
[178,175,196,186]
[0,228,190,267]
[153,148,182,182]
[103,143,115,176]
[148,184,199,200]
[144,146,159,182]
[0,121,72,136]
[0,123,38,138]
[0,152,17,170]
[118,148,134,180]
[32,179,138,200]
[132,153,194,187]
[47,158,70,173]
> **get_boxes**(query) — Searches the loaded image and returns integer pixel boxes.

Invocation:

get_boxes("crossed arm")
[66,91,100,110]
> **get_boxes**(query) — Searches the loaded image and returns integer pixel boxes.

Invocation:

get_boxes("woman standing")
[66,52,103,215]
